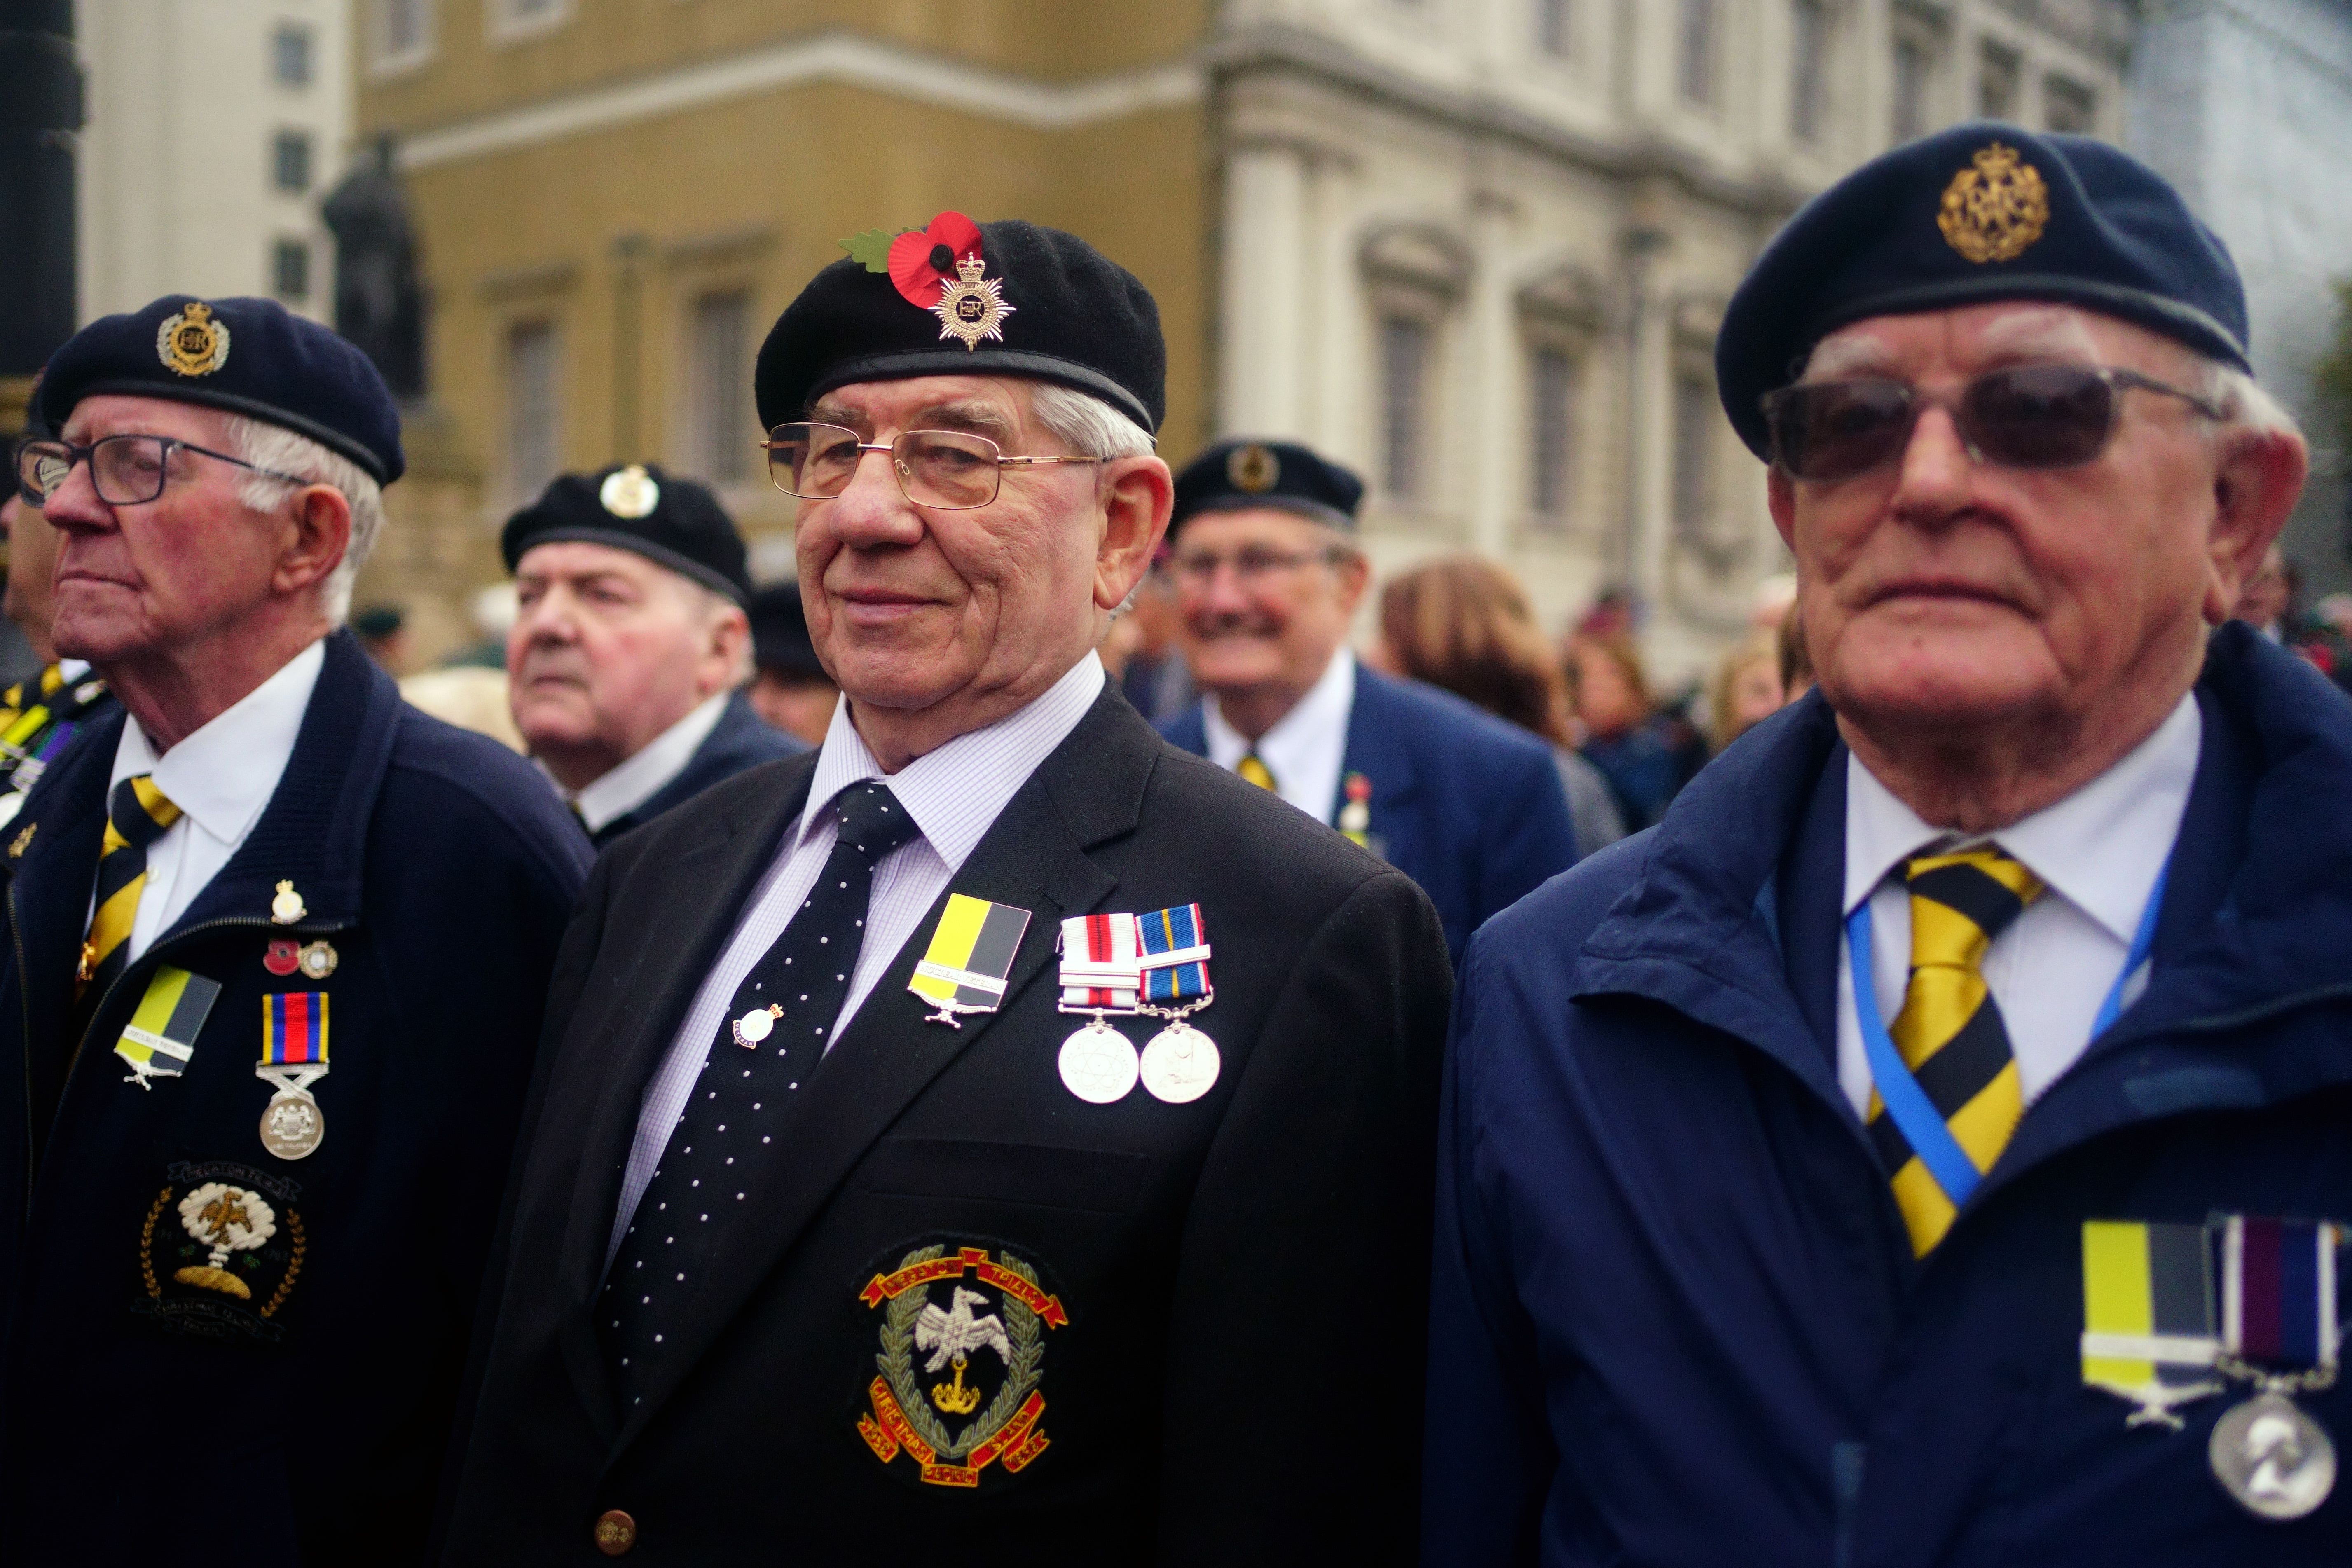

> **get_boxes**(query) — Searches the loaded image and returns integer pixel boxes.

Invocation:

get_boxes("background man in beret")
[744,578,839,746]
[1425,128,2349,1565]
[446,215,1449,1564]
[0,295,589,1566]
[1159,437,1578,966]
[504,463,805,847]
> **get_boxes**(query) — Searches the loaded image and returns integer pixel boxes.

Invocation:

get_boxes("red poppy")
[264,939,301,976]
[887,211,984,309]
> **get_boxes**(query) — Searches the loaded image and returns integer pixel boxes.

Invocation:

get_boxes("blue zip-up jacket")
[587,690,807,848]
[1425,623,2352,1566]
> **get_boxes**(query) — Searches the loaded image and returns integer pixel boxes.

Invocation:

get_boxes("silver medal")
[1058,1018,1139,1104]
[2209,1391,2337,1520]
[258,1088,324,1160]
[1139,1018,1219,1104]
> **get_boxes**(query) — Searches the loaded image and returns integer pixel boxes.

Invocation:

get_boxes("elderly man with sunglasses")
[1424,128,2350,1566]
[444,217,1451,1565]
[0,297,587,1566]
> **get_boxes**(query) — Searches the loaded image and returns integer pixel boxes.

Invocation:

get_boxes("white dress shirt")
[609,652,1107,1258]
[557,691,728,834]
[105,638,325,964]
[1201,646,1355,824]
[1835,693,2202,1120]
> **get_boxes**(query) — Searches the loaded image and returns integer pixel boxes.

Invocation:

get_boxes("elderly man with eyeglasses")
[444,216,1451,1565]
[1157,438,1580,967]
[0,297,587,1566]
[1423,128,2351,1566]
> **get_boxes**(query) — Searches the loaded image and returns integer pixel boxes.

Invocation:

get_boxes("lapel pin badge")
[270,880,307,924]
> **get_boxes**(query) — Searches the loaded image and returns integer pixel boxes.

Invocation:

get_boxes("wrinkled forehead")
[1801,302,2187,383]
[515,537,693,595]
[59,392,232,445]
[1172,504,1350,553]
[807,374,1035,439]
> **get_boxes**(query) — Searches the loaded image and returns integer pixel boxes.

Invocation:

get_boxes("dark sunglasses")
[1761,364,2226,484]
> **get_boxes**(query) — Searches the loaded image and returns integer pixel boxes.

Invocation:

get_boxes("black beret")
[36,295,405,483]
[501,463,753,606]
[756,213,1165,435]
[748,581,827,680]
[1168,438,1364,536]
[351,604,405,640]
[1717,124,2250,459]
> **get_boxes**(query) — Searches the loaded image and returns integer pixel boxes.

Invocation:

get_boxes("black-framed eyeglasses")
[1167,545,1348,588]
[13,434,311,508]
[1760,364,2228,484]
[760,422,1105,511]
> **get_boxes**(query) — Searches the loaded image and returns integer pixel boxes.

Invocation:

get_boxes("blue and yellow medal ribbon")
[909,894,1031,1018]
[1136,903,1210,1006]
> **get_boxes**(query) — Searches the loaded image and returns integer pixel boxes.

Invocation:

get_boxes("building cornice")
[389,31,1207,171]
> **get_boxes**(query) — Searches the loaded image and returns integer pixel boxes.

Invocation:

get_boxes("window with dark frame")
[508,321,560,501]
[1529,346,1579,529]
[1790,0,1828,144]
[1380,314,1431,502]
[2045,75,2097,133]
[1978,40,2021,121]
[1538,0,1571,57]
[381,0,430,59]
[272,130,313,193]
[1672,373,1715,543]
[1679,0,1718,105]
[1891,34,1931,141]
[272,23,313,87]
[690,291,751,484]
[271,239,311,303]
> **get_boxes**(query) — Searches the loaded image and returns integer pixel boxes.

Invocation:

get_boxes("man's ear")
[1093,456,1173,612]
[1767,466,1798,553]
[274,484,353,601]
[1332,545,1373,617]
[2202,427,2308,625]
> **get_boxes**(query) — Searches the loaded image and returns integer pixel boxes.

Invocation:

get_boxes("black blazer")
[590,691,808,847]
[443,688,1452,1565]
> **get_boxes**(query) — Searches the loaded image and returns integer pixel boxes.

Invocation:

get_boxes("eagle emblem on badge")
[1937,142,2050,264]
[931,255,1015,351]
[855,1243,1062,1488]
[133,1161,306,1341]
[155,301,231,377]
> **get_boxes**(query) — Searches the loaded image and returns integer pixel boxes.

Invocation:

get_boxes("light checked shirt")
[554,690,729,835]
[1202,646,1355,825]
[1835,692,2201,1120]
[608,652,1107,1260]
[105,637,325,965]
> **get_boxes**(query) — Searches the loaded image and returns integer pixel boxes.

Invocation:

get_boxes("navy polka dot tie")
[600,781,921,1414]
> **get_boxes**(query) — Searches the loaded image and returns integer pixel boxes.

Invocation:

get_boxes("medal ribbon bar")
[906,894,1031,1017]
[1137,904,1210,1006]
[1058,912,1143,1014]
[113,966,222,1085]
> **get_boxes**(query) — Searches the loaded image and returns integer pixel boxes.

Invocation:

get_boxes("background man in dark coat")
[1425,127,2349,1566]
[444,214,1451,1565]
[744,578,838,746]
[1157,438,1578,965]
[504,463,805,847]
[0,295,588,1566]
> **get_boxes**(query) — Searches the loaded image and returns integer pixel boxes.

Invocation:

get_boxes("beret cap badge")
[932,254,1016,351]
[599,463,661,520]
[1226,443,1280,493]
[1938,142,2050,264]
[154,301,230,378]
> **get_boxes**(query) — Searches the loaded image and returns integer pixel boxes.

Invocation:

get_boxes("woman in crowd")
[1706,629,1787,753]
[1374,557,1626,861]
[1563,632,1687,831]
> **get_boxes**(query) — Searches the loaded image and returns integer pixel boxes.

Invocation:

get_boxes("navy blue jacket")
[589,691,807,847]
[1425,625,2352,1566]
[1162,664,1577,964]
[0,632,589,1567]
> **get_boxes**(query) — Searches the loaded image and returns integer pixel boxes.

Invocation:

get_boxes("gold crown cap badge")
[155,301,231,377]
[1938,142,2051,264]
[931,255,1015,351]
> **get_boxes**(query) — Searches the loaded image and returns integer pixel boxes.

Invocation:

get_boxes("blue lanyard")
[1847,861,2169,1208]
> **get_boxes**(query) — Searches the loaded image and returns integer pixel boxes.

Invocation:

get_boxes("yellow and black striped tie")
[1236,752,1277,792]
[80,775,181,998]
[1867,845,2043,1255]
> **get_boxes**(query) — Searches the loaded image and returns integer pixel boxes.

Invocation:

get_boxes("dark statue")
[321,135,425,398]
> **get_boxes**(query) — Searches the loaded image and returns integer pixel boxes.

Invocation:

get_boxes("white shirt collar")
[111,638,326,849]
[561,691,730,833]
[1843,692,2203,942]
[796,652,1107,872]
[1201,647,1356,819]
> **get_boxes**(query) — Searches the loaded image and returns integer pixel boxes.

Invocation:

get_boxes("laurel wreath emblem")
[875,1244,1046,1460]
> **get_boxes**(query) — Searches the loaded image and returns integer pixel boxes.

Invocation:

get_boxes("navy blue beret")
[748,582,826,679]
[36,295,405,483]
[502,463,752,606]
[1717,123,2249,458]
[1168,438,1364,536]
[757,215,1165,435]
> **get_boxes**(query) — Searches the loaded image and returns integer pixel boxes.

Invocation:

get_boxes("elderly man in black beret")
[1426,128,2345,1566]
[0,295,590,1566]
[446,213,1451,1564]
[503,464,805,847]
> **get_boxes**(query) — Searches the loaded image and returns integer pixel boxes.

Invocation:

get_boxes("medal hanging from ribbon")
[1134,903,1218,1103]
[113,965,221,1088]
[1054,906,1218,1105]
[2079,1219,2224,1428]
[906,894,1030,1028]
[256,991,330,1161]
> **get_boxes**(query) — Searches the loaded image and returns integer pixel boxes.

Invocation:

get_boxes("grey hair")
[2200,358,2302,442]
[224,415,385,625]
[1029,383,1157,461]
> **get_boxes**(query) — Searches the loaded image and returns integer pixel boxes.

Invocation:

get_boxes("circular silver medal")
[1139,1019,1220,1104]
[1058,1020,1140,1104]
[259,1091,324,1161]
[2208,1391,2337,1520]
